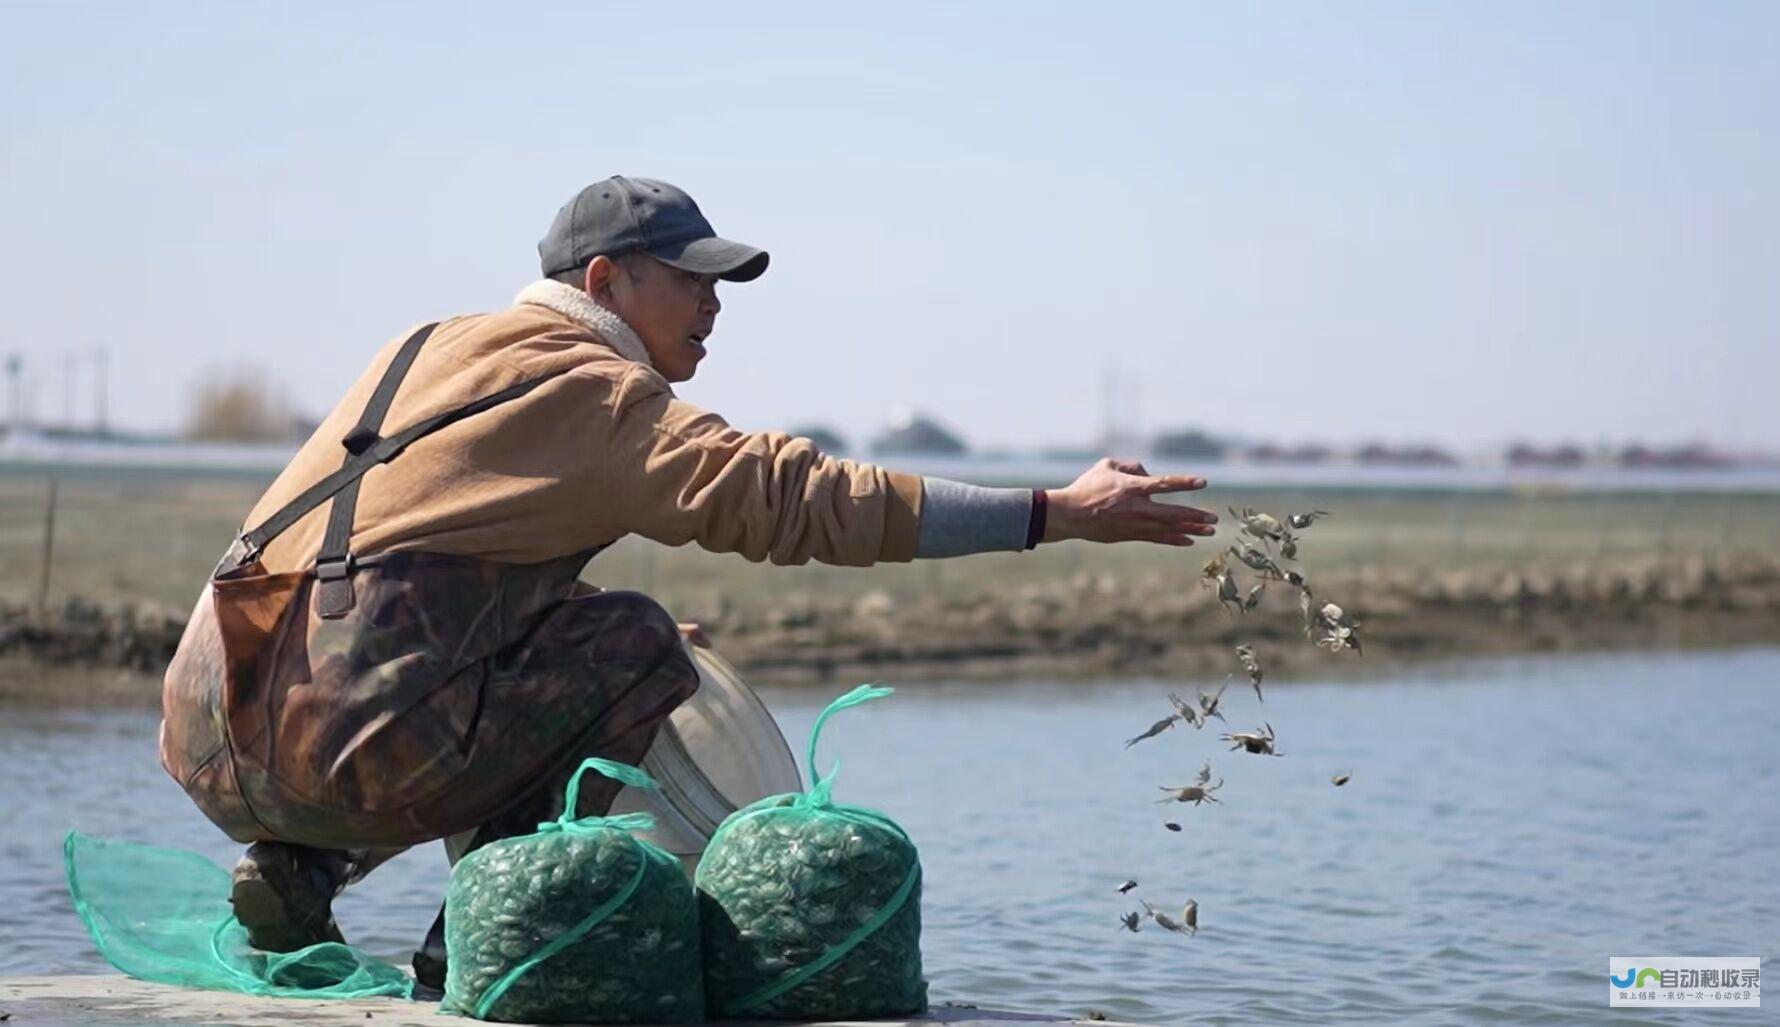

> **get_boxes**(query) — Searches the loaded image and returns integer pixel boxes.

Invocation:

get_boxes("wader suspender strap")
[232,322,570,618]
[310,321,438,618]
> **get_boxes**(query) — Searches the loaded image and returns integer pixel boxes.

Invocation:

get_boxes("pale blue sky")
[2,1,1775,452]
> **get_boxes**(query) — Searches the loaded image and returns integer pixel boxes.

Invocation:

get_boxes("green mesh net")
[443,758,704,1023]
[695,685,927,1020]
[63,831,412,1001]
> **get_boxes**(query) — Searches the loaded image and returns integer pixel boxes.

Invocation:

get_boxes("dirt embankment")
[4,554,1778,706]
[704,553,1780,683]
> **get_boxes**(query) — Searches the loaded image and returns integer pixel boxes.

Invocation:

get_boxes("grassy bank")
[4,467,1779,706]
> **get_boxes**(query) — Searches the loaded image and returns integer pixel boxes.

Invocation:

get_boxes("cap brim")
[649,236,770,282]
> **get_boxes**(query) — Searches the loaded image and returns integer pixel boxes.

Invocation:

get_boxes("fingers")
[1095,508,1216,544]
[1123,532,1196,547]
[1138,474,1208,495]
[1128,499,1219,528]
[1064,460,1220,546]
[1128,512,1217,535]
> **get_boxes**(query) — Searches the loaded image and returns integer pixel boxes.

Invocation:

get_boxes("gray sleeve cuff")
[914,477,1035,558]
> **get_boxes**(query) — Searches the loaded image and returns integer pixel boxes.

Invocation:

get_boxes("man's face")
[601,256,721,383]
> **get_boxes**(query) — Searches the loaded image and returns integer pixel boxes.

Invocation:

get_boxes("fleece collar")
[513,280,652,368]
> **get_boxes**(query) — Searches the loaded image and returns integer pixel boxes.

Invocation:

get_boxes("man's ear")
[583,255,619,302]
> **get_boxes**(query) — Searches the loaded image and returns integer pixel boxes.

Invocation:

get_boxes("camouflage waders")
[159,322,698,854]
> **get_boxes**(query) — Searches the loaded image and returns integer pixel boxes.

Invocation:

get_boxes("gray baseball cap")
[539,176,769,282]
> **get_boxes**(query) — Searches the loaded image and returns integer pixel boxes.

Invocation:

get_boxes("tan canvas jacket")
[245,282,924,572]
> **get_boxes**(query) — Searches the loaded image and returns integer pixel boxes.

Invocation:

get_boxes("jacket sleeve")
[599,367,923,565]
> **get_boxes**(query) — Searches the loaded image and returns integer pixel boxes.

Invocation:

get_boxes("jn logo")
[1611,967,1662,989]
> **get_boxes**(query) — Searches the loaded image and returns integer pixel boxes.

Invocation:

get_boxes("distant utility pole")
[1096,356,1142,453]
[62,353,78,429]
[1099,357,1114,448]
[93,347,109,434]
[5,354,20,431]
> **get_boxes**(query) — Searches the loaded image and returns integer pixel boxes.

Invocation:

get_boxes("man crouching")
[158,176,1219,988]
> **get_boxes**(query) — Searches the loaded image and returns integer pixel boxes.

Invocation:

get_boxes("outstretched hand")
[1043,458,1218,546]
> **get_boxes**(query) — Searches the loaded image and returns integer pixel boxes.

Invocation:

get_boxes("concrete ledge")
[0,976,1139,1027]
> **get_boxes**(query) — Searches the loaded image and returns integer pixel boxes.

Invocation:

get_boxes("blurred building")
[1506,442,1587,467]
[1356,442,1459,466]
[1151,427,1228,459]
[1616,442,1733,469]
[788,424,848,455]
[871,409,967,456]
[1241,441,1333,464]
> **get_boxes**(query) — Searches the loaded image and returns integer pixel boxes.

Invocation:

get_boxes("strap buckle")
[314,553,355,581]
[314,553,358,619]
[212,536,261,578]
[342,427,381,456]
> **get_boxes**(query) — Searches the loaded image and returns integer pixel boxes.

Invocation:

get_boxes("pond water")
[4,648,1777,1024]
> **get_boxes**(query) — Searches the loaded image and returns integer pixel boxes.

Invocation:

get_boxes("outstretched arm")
[601,371,1215,564]
[910,459,1218,554]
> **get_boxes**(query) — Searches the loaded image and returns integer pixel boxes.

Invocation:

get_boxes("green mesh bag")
[63,831,411,1001]
[443,758,704,1023]
[696,685,927,1020]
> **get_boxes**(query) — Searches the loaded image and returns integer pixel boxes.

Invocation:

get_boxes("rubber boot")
[228,842,350,952]
[413,904,448,992]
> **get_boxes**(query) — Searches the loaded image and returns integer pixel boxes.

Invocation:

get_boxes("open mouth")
[687,331,709,353]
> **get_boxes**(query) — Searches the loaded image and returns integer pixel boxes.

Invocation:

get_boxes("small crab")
[1141,898,1195,935]
[1229,506,1285,544]
[1216,567,1243,615]
[1279,529,1299,561]
[1228,543,1282,577]
[1331,772,1351,787]
[1201,553,1245,614]
[1197,677,1229,724]
[1315,602,1363,654]
[1167,691,1204,728]
[1234,643,1265,702]
[1118,911,1142,933]
[1223,722,1283,756]
[1156,761,1223,805]
[1242,581,1266,612]
[1124,714,1180,749]
[1163,821,1183,832]
[1287,509,1330,530]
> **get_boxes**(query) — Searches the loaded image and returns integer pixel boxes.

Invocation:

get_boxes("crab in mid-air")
[1142,898,1198,936]
[1315,602,1363,654]
[1229,506,1286,544]
[1234,643,1265,702]
[1124,714,1181,749]
[1156,760,1224,806]
[1197,677,1229,724]
[1223,722,1283,756]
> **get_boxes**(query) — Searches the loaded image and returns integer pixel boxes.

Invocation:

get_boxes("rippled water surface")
[4,649,1778,1024]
